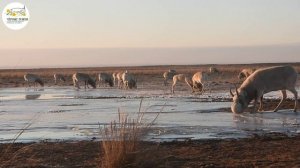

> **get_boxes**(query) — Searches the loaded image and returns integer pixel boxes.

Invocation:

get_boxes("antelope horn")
[235,84,239,96]
[230,88,234,97]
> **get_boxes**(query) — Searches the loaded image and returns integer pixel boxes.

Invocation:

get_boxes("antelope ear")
[230,88,234,97]
[238,73,241,79]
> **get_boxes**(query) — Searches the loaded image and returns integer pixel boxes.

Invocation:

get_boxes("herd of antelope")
[24,71,137,90]
[22,65,299,113]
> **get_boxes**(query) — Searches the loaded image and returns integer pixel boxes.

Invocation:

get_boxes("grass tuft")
[100,99,161,168]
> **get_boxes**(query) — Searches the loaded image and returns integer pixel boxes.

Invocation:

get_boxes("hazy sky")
[0,0,300,68]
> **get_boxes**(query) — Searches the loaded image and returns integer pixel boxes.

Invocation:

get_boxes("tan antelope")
[72,73,96,89]
[190,72,209,93]
[54,74,66,85]
[171,74,196,93]
[98,72,114,87]
[163,69,177,86]
[230,66,298,113]
[193,70,220,93]
[24,73,44,87]
[238,68,256,80]
[122,71,137,89]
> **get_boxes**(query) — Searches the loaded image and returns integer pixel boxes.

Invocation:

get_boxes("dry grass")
[100,100,161,168]
[0,112,42,168]
[100,112,140,168]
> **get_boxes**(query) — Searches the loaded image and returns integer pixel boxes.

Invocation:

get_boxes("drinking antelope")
[230,66,298,113]
[54,74,66,85]
[72,73,96,89]
[163,69,177,86]
[24,73,44,87]
[122,71,137,89]
[98,73,114,87]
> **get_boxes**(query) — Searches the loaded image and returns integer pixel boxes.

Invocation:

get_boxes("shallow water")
[0,87,300,143]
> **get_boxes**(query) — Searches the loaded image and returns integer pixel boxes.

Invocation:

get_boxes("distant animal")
[24,73,44,87]
[192,70,220,93]
[191,72,211,93]
[171,74,195,93]
[230,66,298,113]
[54,74,66,85]
[98,73,114,87]
[72,73,96,89]
[238,68,256,80]
[122,71,137,89]
[163,69,177,86]
[209,67,219,74]
[116,71,125,89]
[112,72,118,86]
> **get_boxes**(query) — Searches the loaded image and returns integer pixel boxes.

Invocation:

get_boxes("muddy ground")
[1,132,300,167]
[1,63,299,90]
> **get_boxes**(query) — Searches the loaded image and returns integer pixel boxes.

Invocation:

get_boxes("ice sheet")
[0,87,299,143]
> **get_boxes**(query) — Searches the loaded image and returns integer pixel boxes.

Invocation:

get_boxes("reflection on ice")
[0,87,300,143]
[233,111,300,133]
[25,94,41,100]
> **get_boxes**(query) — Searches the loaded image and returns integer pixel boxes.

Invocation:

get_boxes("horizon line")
[1,42,300,50]
[1,62,299,70]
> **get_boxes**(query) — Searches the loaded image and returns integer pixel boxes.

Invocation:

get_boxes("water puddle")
[0,87,299,143]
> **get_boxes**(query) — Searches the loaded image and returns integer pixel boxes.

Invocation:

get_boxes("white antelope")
[230,66,298,113]
[72,73,96,89]
[238,68,256,80]
[54,74,66,85]
[112,72,118,86]
[98,73,114,87]
[24,73,44,87]
[163,69,177,86]
[122,71,137,89]
[116,71,127,89]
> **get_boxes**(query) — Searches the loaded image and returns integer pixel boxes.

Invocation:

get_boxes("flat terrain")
[1,133,300,168]
[1,63,300,167]
[1,63,300,90]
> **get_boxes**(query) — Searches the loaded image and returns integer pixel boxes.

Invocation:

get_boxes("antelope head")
[230,85,248,113]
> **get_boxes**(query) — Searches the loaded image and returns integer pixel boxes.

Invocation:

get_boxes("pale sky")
[0,0,300,68]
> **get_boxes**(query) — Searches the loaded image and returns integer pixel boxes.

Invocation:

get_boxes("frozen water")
[0,87,300,143]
